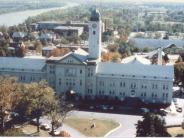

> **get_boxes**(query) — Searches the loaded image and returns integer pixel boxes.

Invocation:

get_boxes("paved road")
[71,111,142,137]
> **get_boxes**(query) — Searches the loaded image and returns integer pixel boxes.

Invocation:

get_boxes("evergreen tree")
[136,113,170,137]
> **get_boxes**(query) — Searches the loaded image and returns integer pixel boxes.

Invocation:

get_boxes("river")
[0,2,78,26]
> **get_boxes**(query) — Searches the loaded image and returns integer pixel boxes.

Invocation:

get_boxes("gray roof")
[97,62,174,79]
[128,38,184,49]
[0,57,46,71]
[48,48,88,63]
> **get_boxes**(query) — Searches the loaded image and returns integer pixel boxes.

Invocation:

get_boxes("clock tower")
[88,9,101,61]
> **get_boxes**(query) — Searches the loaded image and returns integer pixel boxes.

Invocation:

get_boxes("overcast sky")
[88,0,184,3]
[0,0,184,3]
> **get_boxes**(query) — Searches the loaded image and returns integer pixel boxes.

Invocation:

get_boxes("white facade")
[88,9,102,61]
[0,9,174,105]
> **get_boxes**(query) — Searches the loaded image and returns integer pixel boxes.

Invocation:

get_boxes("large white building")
[0,9,174,104]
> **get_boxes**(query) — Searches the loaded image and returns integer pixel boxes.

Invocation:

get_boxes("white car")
[40,124,50,131]
[89,106,94,110]
[54,130,60,135]
[109,106,114,110]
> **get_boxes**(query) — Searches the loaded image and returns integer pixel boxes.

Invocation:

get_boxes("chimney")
[157,48,162,65]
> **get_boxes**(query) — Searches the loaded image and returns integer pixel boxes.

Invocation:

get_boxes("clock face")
[92,23,97,28]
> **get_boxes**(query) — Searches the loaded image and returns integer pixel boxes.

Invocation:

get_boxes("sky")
[0,0,184,3]
[91,0,184,3]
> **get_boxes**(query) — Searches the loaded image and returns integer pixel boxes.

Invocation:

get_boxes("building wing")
[0,57,46,71]
[97,62,174,80]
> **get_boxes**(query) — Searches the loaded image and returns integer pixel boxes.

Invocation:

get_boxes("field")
[167,127,184,137]
[64,118,120,137]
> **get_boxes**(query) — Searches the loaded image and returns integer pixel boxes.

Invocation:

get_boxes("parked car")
[40,124,50,131]
[49,130,60,136]
[109,106,114,110]
[101,105,108,110]
[177,107,182,113]
[89,106,94,110]
[140,108,150,113]
[30,119,40,126]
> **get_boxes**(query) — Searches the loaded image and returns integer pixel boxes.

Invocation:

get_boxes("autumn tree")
[111,52,122,63]
[101,52,113,62]
[108,44,119,52]
[101,52,121,63]
[16,81,56,133]
[0,76,21,134]
[50,48,70,57]
[34,40,42,53]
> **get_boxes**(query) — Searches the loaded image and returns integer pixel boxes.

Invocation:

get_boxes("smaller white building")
[12,32,27,42]
[54,26,84,37]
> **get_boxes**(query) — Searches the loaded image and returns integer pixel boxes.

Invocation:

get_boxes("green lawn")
[64,118,119,137]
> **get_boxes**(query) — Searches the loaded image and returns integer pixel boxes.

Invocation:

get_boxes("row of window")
[64,68,83,77]
[19,75,41,82]
[87,89,93,94]
[59,79,82,86]
[99,81,169,90]
[97,90,169,98]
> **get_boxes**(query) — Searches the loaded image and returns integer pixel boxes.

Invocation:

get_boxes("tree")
[108,44,119,52]
[111,52,122,63]
[16,46,26,57]
[48,99,61,135]
[80,32,88,41]
[16,81,56,133]
[101,52,121,62]
[174,62,184,87]
[34,40,42,53]
[176,56,183,63]
[50,48,70,57]
[48,94,74,136]
[0,76,21,134]
[136,113,170,137]
[101,52,113,62]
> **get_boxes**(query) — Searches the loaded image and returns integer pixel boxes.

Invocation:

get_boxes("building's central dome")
[90,9,101,21]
